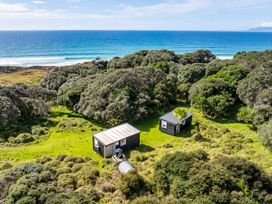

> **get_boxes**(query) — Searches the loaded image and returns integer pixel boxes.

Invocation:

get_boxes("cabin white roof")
[93,123,140,146]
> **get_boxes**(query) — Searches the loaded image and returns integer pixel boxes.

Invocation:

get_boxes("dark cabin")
[92,123,140,158]
[159,111,193,136]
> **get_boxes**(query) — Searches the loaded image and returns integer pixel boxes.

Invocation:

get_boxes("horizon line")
[0,29,254,32]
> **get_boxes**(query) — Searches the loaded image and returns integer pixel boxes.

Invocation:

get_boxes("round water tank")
[118,161,134,174]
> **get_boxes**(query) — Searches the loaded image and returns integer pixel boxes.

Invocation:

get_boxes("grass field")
[0,68,49,86]
[1,105,271,175]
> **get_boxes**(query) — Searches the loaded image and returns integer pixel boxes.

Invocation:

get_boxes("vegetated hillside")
[0,49,272,204]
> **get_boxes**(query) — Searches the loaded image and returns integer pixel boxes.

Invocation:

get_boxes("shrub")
[179,50,216,64]
[56,154,67,161]
[31,126,48,136]
[76,166,100,186]
[16,196,36,204]
[257,120,272,150]
[237,65,272,107]
[39,170,53,182]
[130,195,161,204]
[107,50,178,69]
[10,184,29,200]
[173,107,187,120]
[189,78,235,117]
[178,63,206,84]
[154,151,272,203]
[177,83,190,102]
[253,105,272,127]
[237,106,253,124]
[155,61,169,73]
[205,59,235,76]
[234,50,272,69]
[119,170,146,198]
[57,174,77,190]
[0,84,54,132]
[14,133,34,144]
[0,162,12,171]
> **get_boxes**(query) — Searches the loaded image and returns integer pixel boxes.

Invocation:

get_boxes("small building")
[92,123,140,158]
[159,111,193,136]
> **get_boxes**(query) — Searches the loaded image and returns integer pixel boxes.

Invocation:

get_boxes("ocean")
[0,31,272,67]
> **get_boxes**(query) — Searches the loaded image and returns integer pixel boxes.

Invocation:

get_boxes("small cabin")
[159,111,193,136]
[92,123,140,158]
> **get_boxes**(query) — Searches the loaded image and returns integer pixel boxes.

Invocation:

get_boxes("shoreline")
[0,55,234,68]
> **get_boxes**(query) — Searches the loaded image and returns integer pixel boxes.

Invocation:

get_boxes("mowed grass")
[0,106,272,175]
[0,68,48,86]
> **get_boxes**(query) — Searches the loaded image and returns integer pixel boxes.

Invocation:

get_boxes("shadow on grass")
[177,125,196,138]
[137,144,155,152]
[208,103,244,125]
[135,117,159,132]
[49,110,84,119]
[0,118,58,141]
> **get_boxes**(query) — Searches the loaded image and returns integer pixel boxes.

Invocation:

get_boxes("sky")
[0,0,272,30]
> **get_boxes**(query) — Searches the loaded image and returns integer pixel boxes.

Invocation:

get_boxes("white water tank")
[118,161,134,174]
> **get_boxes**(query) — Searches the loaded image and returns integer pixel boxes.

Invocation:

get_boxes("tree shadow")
[208,103,243,125]
[176,124,198,138]
[135,117,159,132]
[137,144,155,153]
[0,118,58,141]
[49,110,84,119]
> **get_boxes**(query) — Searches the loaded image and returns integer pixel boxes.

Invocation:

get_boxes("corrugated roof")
[160,111,193,125]
[93,123,140,146]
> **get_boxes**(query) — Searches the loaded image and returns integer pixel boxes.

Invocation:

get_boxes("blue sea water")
[0,31,272,67]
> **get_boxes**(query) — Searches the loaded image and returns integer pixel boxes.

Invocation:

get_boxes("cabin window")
[94,139,99,147]
[120,139,126,146]
[161,120,167,129]
[115,141,119,146]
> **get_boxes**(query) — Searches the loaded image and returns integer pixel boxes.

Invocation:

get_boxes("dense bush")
[234,50,272,69]
[208,65,249,87]
[57,75,98,109]
[154,151,272,203]
[155,61,170,73]
[179,50,216,64]
[176,63,206,102]
[205,59,235,76]
[0,84,56,132]
[237,65,272,126]
[119,170,147,198]
[107,50,179,69]
[237,65,272,106]
[0,156,101,204]
[257,120,272,150]
[41,60,107,91]
[189,78,235,117]
[76,67,176,125]
[178,63,206,84]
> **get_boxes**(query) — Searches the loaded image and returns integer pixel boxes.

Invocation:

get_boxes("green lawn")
[1,106,272,175]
